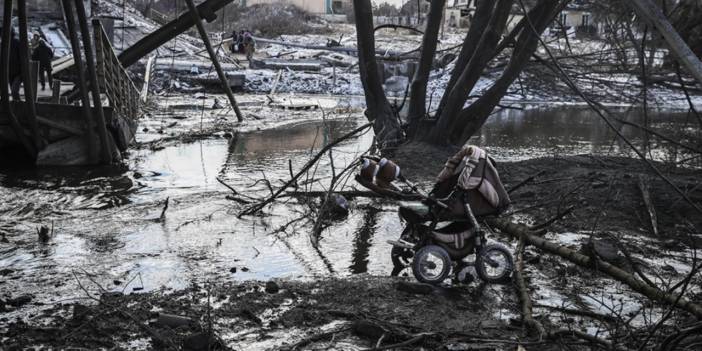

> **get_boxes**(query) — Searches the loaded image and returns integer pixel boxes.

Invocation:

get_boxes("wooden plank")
[270,69,283,96]
[141,55,156,102]
[10,101,114,123]
[36,116,84,136]
[92,19,141,121]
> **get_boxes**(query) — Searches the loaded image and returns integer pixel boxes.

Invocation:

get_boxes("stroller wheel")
[412,245,452,285]
[475,243,514,284]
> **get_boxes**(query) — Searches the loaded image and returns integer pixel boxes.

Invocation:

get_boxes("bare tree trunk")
[352,0,402,148]
[452,0,565,143]
[433,0,495,122]
[629,0,702,88]
[406,0,446,137]
[423,0,514,144]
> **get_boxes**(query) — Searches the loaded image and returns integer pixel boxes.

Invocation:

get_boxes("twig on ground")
[531,205,575,230]
[508,170,547,194]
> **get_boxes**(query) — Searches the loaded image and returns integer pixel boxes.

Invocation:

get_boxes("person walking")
[242,30,255,66]
[31,33,54,91]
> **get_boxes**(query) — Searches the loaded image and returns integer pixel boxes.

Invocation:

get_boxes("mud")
[1,276,563,350]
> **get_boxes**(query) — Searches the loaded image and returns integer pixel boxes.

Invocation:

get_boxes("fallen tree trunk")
[514,237,546,337]
[486,218,702,319]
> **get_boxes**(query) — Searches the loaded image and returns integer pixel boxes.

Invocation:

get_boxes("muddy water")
[474,105,700,163]
[0,102,697,323]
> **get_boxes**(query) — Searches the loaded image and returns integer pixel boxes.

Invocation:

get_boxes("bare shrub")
[223,3,331,38]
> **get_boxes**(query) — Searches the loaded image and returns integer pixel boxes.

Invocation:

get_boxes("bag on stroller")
[431,145,511,218]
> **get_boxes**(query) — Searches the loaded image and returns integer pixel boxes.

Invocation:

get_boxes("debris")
[322,193,350,218]
[156,313,193,328]
[580,237,624,265]
[7,295,32,307]
[352,320,386,340]
[237,308,262,325]
[158,197,169,222]
[265,281,280,294]
[182,331,223,351]
[72,303,90,321]
[254,58,324,72]
[37,225,50,243]
[100,291,124,303]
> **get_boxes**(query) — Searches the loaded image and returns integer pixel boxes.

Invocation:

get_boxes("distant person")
[242,30,255,65]
[31,34,54,91]
[9,29,22,100]
[230,30,241,54]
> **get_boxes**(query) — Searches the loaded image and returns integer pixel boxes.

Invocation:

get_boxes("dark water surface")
[0,104,697,314]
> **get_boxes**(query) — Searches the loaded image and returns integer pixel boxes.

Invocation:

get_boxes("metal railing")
[93,19,140,122]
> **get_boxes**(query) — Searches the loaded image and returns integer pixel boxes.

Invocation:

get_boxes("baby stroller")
[356,146,514,285]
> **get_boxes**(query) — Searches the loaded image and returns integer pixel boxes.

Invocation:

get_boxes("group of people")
[3,28,54,101]
[229,30,255,63]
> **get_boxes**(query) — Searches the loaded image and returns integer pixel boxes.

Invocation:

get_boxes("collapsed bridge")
[0,0,238,166]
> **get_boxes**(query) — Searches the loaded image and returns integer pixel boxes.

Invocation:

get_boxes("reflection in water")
[226,120,352,159]
[474,106,695,162]
[349,207,379,274]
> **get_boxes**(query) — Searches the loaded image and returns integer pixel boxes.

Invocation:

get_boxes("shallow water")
[0,100,698,321]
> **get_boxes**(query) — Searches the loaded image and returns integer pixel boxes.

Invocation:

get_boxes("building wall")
[443,0,477,28]
[557,10,592,29]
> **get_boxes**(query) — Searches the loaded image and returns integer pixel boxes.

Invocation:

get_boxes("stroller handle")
[397,177,449,210]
